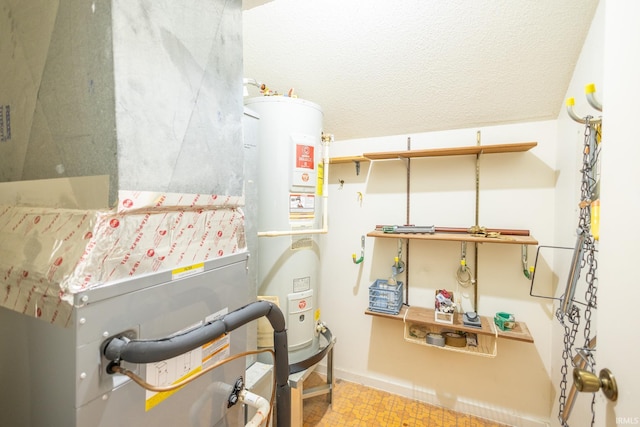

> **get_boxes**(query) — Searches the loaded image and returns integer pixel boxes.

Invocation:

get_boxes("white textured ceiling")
[243,0,599,141]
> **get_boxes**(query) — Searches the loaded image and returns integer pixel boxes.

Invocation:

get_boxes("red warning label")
[296,145,314,169]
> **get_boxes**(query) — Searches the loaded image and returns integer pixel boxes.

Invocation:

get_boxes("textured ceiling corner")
[243,0,600,140]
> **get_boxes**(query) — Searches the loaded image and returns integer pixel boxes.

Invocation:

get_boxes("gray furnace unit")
[0,253,254,427]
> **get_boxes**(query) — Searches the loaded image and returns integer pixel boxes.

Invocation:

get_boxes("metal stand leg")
[301,345,334,403]
[288,341,335,424]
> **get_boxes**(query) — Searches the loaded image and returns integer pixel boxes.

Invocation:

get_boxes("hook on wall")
[584,83,602,112]
[352,235,365,264]
[566,83,603,124]
[521,245,534,280]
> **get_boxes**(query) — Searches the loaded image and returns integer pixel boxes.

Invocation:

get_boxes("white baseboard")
[312,363,551,427]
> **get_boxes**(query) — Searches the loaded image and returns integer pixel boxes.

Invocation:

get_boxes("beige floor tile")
[302,373,512,427]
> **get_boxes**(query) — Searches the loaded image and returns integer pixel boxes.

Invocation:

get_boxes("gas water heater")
[244,96,325,357]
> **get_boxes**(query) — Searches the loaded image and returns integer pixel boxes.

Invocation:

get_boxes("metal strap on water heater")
[289,327,335,374]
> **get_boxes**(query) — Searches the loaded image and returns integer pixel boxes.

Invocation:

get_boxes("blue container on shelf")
[368,279,404,315]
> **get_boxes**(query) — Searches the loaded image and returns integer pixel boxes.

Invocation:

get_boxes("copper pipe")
[435,226,530,236]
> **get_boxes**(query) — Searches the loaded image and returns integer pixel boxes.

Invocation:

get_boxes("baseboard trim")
[312,363,550,427]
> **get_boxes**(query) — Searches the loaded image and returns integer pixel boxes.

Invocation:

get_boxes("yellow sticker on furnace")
[171,263,204,280]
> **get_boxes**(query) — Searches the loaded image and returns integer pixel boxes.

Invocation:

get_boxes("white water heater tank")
[244,96,324,352]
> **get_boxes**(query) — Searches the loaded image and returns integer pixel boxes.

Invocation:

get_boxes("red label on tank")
[296,145,314,169]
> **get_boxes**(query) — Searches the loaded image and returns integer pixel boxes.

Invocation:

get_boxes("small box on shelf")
[434,311,455,324]
[434,289,456,324]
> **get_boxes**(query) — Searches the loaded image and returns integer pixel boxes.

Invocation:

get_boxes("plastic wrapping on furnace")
[0,191,247,327]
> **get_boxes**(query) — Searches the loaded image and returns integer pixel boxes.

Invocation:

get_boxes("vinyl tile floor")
[301,373,511,427]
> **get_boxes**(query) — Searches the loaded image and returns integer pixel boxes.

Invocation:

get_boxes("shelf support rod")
[405,137,411,305]
[473,131,482,312]
[473,131,481,311]
[475,131,481,228]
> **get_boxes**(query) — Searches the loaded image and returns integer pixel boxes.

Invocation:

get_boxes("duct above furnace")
[0,0,244,207]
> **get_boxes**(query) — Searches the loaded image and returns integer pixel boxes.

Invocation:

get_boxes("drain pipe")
[240,388,271,427]
[189,380,270,427]
[103,300,290,427]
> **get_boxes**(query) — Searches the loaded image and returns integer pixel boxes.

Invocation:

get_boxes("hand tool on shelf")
[375,224,530,236]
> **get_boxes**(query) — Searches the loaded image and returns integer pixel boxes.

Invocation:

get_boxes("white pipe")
[258,137,331,238]
[241,389,271,427]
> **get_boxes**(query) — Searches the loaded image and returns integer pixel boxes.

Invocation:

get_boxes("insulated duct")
[0,1,244,206]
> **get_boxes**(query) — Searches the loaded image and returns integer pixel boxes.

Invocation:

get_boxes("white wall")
[596,0,640,425]
[320,121,557,426]
[317,3,610,427]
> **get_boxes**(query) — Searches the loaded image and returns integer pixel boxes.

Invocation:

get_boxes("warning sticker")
[289,194,315,220]
[201,334,231,368]
[145,308,230,411]
[293,276,311,293]
[291,134,317,188]
[145,346,203,411]
[296,144,315,170]
[171,263,204,280]
[203,308,231,368]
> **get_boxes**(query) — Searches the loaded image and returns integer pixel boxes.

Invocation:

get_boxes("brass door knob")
[573,368,618,401]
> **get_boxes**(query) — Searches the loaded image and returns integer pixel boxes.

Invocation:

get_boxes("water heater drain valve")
[315,320,327,336]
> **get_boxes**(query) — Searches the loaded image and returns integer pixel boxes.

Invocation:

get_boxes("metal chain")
[580,120,600,426]
[557,117,600,426]
[557,304,580,425]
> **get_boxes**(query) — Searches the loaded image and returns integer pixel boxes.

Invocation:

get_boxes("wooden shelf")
[405,306,497,337]
[404,322,497,357]
[362,141,537,160]
[365,305,534,344]
[329,155,368,164]
[366,230,538,245]
[330,142,536,164]
[360,138,537,355]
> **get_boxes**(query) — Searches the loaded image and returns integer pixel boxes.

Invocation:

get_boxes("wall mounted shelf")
[329,141,537,164]
[366,230,538,245]
[358,137,538,354]
[362,141,537,160]
[329,155,368,164]
[365,306,534,344]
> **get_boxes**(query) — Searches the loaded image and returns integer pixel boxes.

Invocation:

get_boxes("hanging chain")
[580,119,600,426]
[557,117,600,426]
[557,304,580,425]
